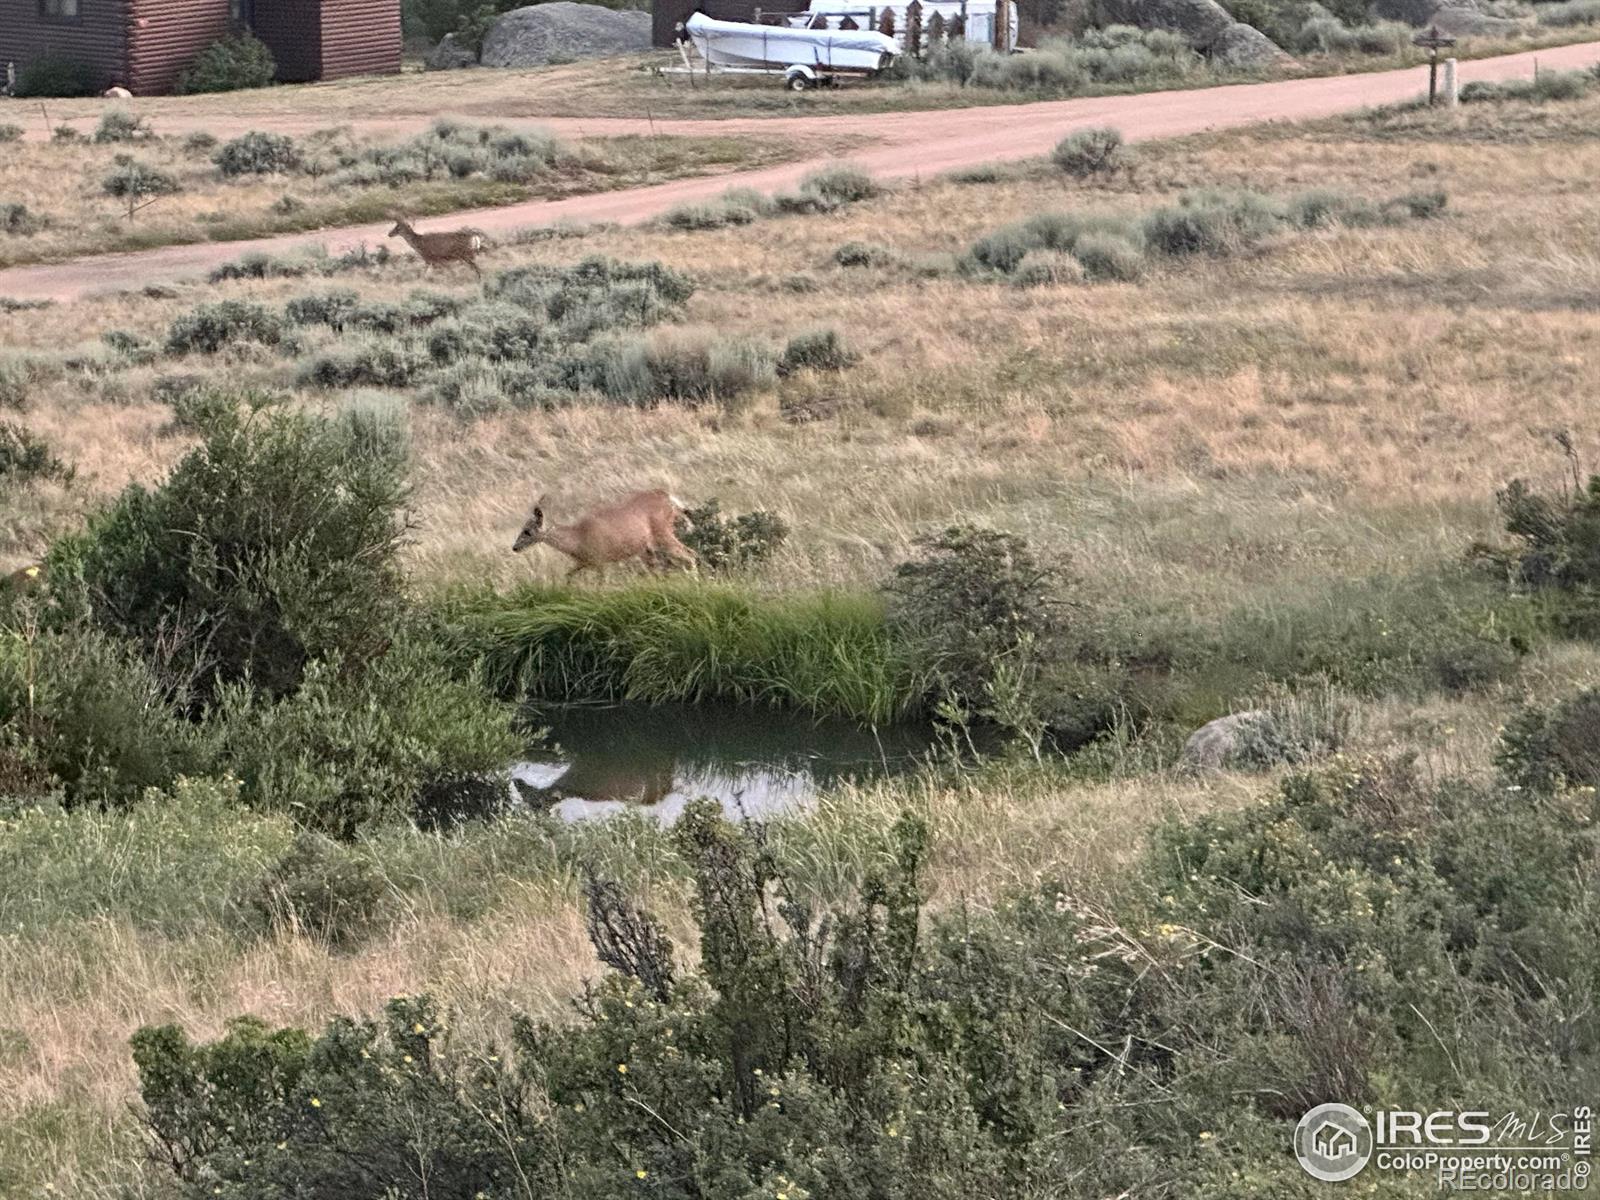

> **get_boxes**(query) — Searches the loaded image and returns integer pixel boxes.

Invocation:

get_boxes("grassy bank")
[452,581,923,724]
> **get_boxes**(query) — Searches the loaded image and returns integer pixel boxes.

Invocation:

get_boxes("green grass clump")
[452,582,922,724]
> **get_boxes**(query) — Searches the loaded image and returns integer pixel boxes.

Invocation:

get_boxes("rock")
[480,2,653,69]
[102,85,133,98]
[1095,0,1236,48]
[425,32,480,71]
[1181,710,1276,770]
[1211,21,1294,67]
[1424,4,1530,36]
[1093,0,1291,62]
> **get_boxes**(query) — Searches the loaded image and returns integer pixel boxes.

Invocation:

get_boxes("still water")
[507,702,948,824]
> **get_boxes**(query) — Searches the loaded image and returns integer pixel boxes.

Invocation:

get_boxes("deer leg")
[661,536,698,574]
[565,562,592,583]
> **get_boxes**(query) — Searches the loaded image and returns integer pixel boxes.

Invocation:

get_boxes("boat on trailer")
[677,10,898,89]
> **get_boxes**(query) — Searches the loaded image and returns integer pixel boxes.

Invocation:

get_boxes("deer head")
[387,217,413,238]
[512,494,551,552]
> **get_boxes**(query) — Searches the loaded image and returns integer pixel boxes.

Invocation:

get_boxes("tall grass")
[450,582,923,724]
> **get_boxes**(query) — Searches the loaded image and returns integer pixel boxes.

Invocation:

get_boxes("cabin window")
[38,0,80,21]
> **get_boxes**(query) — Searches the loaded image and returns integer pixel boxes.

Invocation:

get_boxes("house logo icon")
[1295,1103,1374,1182]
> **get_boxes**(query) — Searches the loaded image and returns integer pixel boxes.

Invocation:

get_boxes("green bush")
[301,339,429,389]
[678,499,790,572]
[101,156,181,220]
[1497,687,1600,793]
[774,165,881,214]
[93,109,153,144]
[13,54,98,98]
[1477,466,1600,591]
[0,627,201,805]
[0,421,73,487]
[61,403,410,703]
[249,832,388,946]
[1072,230,1146,280]
[212,633,518,835]
[776,327,857,376]
[215,131,301,177]
[165,300,283,354]
[885,524,1063,707]
[834,240,899,268]
[0,125,21,144]
[175,34,278,95]
[1052,126,1127,177]
[1012,249,1087,287]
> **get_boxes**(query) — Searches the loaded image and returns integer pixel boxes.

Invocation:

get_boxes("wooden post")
[1411,26,1456,106]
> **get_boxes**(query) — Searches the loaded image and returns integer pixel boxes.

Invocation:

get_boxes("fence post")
[1443,57,1458,107]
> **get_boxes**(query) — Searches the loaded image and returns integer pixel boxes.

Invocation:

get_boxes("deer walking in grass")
[387,217,487,277]
[512,490,697,580]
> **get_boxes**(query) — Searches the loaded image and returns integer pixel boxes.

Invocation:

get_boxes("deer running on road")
[388,218,486,277]
[512,490,697,579]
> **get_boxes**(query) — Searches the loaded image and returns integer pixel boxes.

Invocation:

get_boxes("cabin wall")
[126,0,233,93]
[318,0,401,80]
[0,0,128,92]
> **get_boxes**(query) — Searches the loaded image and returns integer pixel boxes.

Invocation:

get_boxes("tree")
[102,156,180,221]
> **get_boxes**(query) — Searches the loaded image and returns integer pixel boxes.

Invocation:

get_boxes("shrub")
[0,203,46,236]
[1052,126,1127,177]
[62,403,411,702]
[1394,188,1448,220]
[776,328,858,376]
[285,290,362,331]
[0,421,73,487]
[249,831,387,945]
[13,54,98,98]
[1072,230,1147,280]
[662,189,774,230]
[0,125,21,144]
[102,156,181,220]
[93,109,152,144]
[182,130,219,155]
[212,634,519,835]
[210,252,312,283]
[164,384,242,435]
[1140,189,1283,257]
[215,131,301,177]
[1539,0,1600,24]
[165,301,283,354]
[175,34,278,95]
[1497,687,1600,793]
[300,340,428,389]
[834,240,899,267]
[1013,249,1088,287]
[1477,464,1600,591]
[775,165,881,214]
[0,627,201,805]
[885,524,1063,705]
[678,499,790,571]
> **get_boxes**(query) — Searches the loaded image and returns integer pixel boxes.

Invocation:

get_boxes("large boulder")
[425,32,480,71]
[1424,3,1531,36]
[1211,21,1294,66]
[480,2,653,68]
[1181,710,1277,770]
[1094,0,1291,63]
[1096,0,1236,46]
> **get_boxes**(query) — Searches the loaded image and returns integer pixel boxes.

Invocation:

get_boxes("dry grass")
[0,125,799,267]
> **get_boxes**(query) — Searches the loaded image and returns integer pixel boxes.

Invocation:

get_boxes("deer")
[387,217,486,277]
[512,489,697,580]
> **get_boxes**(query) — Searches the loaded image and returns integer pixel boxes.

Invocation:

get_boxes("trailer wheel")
[786,72,811,92]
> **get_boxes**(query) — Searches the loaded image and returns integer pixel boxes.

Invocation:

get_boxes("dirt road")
[3,39,1596,303]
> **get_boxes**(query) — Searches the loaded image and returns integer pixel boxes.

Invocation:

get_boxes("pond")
[506,702,954,824]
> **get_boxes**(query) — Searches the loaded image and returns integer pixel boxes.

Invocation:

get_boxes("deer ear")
[532,493,550,530]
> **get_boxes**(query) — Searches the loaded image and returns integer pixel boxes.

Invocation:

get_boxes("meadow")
[3,74,1600,1196]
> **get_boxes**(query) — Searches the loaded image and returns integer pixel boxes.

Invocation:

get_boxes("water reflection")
[508,702,946,824]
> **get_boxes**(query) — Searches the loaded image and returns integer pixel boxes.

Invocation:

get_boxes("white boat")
[682,11,898,77]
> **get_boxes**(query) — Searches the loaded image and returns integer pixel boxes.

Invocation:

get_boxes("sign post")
[1412,25,1457,105]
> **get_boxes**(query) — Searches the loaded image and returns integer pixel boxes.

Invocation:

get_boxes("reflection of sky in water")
[504,702,948,825]
[509,760,817,824]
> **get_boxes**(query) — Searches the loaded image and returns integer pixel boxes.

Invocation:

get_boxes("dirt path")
[4,39,1596,303]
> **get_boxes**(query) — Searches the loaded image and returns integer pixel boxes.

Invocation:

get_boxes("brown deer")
[512,490,697,580]
[387,217,486,277]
